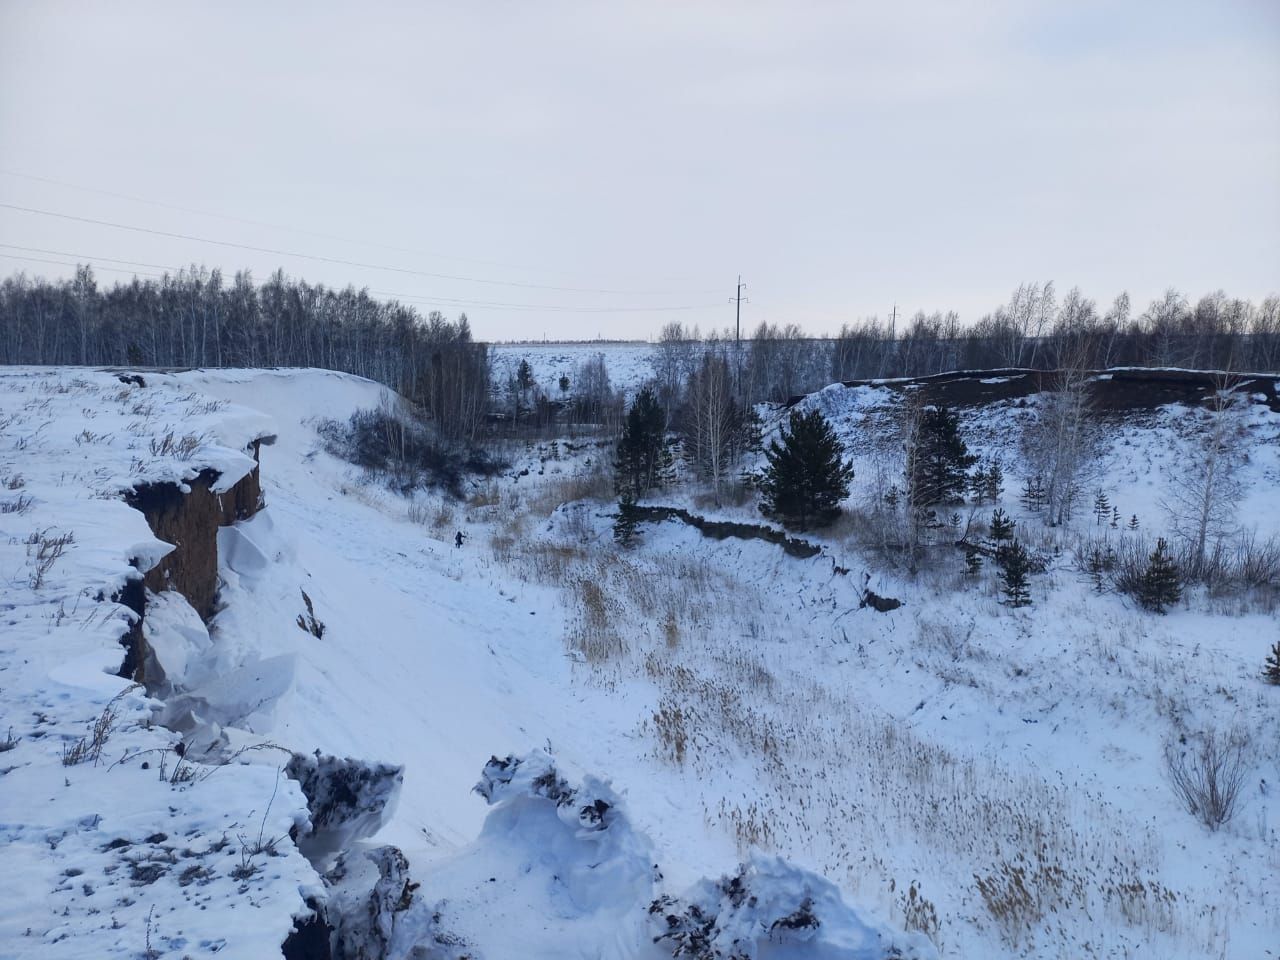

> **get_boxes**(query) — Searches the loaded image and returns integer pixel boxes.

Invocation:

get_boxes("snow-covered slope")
[0,369,318,959]
[5,364,1275,958]
[490,341,655,401]
[3,367,937,960]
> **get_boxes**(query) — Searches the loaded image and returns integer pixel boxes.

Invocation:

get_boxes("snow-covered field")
[490,341,656,400]
[2,365,1277,958]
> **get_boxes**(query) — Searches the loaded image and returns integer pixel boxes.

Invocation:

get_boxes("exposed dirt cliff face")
[626,505,823,558]
[117,446,265,683]
[821,368,1280,412]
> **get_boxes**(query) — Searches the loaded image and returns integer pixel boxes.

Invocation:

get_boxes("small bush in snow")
[26,528,75,590]
[0,492,33,514]
[1163,728,1250,831]
[318,405,503,496]
[295,589,325,639]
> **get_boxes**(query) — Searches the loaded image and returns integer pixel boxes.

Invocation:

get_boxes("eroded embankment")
[107,431,413,958]
[116,440,265,684]
[627,505,823,558]
[813,367,1280,412]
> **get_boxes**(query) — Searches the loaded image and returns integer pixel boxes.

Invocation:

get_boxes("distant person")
[455,531,465,549]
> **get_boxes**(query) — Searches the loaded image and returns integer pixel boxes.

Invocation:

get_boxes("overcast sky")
[1,1,1277,341]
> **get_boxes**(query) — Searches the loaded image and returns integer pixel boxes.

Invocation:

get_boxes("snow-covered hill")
[3,365,1276,958]
[1,367,937,960]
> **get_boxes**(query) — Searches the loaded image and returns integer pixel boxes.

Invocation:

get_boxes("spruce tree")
[1263,642,1280,685]
[516,358,534,392]
[968,466,989,503]
[1092,489,1110,525]
[758,408,854,531]
[614,386,668,500]
[1020,474,1045,512]
[984,460,1004,503]
[964,544,983,577]
[909,405,977,507]
[990,507,1014,541]
[613,496,641,548]
[1087,547,1107,592]
[1137,537,1181,613]
[997,540,1032,607]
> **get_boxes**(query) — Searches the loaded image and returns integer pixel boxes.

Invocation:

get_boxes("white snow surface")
[490,341,656,400]
[4,365,1277,958]
[0,369,315,959]
[2,366,935,960]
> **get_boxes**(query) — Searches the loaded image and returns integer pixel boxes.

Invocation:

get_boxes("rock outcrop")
[118,438,268,683]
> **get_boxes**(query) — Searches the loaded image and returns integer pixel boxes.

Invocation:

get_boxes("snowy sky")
[1,1,1277,341]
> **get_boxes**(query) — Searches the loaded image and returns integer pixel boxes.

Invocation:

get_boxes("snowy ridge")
[0,369,316,959]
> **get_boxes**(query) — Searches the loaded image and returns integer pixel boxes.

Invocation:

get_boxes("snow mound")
[650,854,938,960]
[388,750,657,958]
[287,752,404,866]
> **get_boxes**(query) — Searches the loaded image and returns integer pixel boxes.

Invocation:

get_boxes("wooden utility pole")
[731,276,748,399]
[733,275,747,343]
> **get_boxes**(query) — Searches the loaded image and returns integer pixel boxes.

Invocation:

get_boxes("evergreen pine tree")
[984,460,1004,502]
[1020,474,1045,512]
[964,544,983,577]
[909,405,977,507]
[1087,547,1107,592]
[1093,489,1110,525]
[1137,537,1182,613]
[997,540,1033,607]
[1129,514,1140,531]
[884,485,900,511]
[1263,642,1280,685]
[990,507,1014,541]
[516,358,534,392]
[614,386,668,500]
[613,495,641,548]
[758,408,854,531]
[739,405,764,454]
[968,466,989,503]
[1111,505,1120,529]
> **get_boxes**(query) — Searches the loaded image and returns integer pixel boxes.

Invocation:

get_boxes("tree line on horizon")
[1,265,1277,416]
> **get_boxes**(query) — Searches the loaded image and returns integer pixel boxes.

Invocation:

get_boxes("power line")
[0,201,712,297]
[366,287,721,314]
[0,243,182,273]
[0,251,170,279]
[0,244,723,314]
[0,167,540,272]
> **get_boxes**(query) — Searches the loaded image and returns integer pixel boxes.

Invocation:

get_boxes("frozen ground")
[2,366,1276,958]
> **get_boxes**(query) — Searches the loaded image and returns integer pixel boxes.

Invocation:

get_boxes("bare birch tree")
[683,349,738,499]
[1020,341,1096,526]
[1161,374,1248,581]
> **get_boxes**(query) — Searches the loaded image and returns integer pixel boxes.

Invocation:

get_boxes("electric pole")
[731,276,748,400]
[733,275,747,343]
